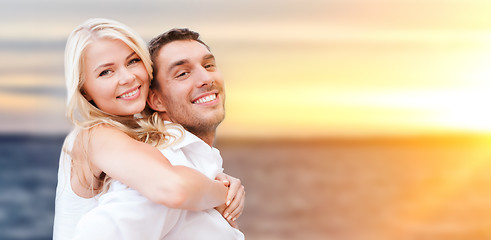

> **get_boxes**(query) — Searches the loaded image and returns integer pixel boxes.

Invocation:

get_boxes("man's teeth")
[118,88,139,99]
[194,94,216,104]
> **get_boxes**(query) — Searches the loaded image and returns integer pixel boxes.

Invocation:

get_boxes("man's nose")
[195,66,214,87]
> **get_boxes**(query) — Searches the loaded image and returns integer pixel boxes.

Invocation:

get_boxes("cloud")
[0,86,65,98]
[0,39,65,52]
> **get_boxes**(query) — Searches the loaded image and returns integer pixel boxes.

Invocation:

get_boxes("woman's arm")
[85,125,227,211]
[215,173,246,228]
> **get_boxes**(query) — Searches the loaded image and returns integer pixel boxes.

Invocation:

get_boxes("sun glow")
[2,0,491,137]
[218,29,491,137]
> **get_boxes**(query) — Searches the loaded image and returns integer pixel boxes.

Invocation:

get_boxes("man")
[73,29,245,239]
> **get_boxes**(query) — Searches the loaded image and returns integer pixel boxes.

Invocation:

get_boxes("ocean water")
[218,137,491,240]
[0,135,64,240]
[2,134,491,240]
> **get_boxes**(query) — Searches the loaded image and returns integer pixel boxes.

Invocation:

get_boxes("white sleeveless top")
[53,129,99,239]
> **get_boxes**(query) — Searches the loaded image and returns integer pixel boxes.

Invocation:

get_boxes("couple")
[53,18,245,239]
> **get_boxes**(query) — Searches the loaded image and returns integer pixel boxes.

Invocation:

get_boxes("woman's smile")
[117,86,141,100]
[82,38,150,116]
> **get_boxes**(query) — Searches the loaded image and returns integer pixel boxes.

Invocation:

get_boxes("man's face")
[152,40,225,135]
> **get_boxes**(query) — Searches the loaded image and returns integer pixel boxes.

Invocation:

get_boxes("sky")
[1,0,491,138]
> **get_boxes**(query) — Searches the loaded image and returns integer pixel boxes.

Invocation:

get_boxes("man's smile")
[192,93,218,104]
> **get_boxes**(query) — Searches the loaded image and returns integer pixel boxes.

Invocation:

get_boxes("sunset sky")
[1,0,491,138]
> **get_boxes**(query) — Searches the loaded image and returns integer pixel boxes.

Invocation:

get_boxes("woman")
[53,18,244,239]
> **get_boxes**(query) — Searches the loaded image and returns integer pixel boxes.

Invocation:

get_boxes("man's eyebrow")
[166,54,215,73]
[203,54,215,61]
[167,59,189,73]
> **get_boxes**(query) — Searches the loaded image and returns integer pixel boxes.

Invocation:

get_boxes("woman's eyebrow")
[126,51,137,60]
[94,52,137,73]
[94,62,113,72]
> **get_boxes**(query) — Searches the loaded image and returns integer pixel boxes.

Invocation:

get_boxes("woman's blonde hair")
[63,18,183,194]
[65,18,152,129]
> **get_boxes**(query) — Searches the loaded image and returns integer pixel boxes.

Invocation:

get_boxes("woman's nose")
[118,67,136,85]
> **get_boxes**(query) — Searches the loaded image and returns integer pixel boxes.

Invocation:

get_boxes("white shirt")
[72,126,244,240]
[53,129,99,240]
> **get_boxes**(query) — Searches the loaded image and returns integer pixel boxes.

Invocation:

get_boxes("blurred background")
[1,0,491,239]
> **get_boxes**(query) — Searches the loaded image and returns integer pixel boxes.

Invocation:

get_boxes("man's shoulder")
[164,127,206,150]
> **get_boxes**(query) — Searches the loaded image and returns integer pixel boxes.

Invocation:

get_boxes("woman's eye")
[128,58,141,65]
[99,69,112,77]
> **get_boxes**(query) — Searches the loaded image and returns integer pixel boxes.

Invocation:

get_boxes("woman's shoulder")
[87,123,130,138]
[84,123,140,147]
[61,128,81,152]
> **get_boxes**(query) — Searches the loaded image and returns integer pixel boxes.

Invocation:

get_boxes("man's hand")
[215,172,245,228]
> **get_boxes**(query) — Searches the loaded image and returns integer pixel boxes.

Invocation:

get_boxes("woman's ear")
[147,89,167,112]
[81,89,92,101]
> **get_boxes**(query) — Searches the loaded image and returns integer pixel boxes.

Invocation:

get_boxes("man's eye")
[176,71,189,78]
[99,69,112,77]
[205,64,215,69]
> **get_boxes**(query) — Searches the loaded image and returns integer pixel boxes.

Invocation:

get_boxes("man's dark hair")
[148,28,210,88]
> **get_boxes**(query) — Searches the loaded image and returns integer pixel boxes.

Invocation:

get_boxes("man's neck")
[192,131,216,147]
[159,112,217,146]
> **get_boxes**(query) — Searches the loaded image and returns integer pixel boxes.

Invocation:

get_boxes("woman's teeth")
[194,94,216,104]
[118,88,139,99]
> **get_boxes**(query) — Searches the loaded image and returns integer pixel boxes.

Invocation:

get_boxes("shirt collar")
[165,121,214,151]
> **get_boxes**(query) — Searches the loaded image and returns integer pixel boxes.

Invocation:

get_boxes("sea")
[0,134,64,240]
[2,134,491,240]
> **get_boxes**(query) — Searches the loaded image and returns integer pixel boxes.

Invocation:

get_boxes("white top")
[53,129,99,240]
[72,126,244,240]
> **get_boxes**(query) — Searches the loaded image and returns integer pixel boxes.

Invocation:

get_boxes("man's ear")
[147,89,167,112]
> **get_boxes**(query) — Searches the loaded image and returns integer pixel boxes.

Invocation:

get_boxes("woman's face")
[82,38,149,116]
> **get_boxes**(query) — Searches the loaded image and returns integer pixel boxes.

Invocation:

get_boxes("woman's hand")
[215,172,245,228]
